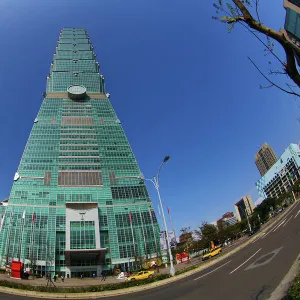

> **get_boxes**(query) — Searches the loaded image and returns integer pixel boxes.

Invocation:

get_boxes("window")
[70,221,96,249]
[111,186,148,200]
[58,171,103,186]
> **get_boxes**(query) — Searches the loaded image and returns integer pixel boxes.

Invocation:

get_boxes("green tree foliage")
[253,196,288,222]
[197,222,218,248]
[178,227,194,255]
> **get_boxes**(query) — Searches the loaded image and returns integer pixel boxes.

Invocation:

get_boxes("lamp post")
[141,156,175,276]
[115,156,175,276]
[241,207,252,233]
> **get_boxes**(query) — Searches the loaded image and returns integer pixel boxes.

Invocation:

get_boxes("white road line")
[262,202,300,238]
[251,233,265,244]
[272,219,286,232]
[229,249,262,275]
[285,201,300,218]
[194,261,232,281]
[261,230,272,239]
[294,210,300,219]
[283,215,293,227]
[262,218,286,239]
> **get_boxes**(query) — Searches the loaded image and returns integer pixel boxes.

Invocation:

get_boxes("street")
[1,201,300,300]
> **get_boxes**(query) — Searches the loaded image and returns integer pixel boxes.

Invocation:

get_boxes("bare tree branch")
[248,57,300,97]
[231,15,286,67]
[269,69,288,76]
[286,83,299,101]
[255,0,261,24]
[259,83,275,89]
[232,0,300,87]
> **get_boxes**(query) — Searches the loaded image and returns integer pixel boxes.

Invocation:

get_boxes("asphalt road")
[1,201,300,300]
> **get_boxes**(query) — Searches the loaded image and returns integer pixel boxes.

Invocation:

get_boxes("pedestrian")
[61,275,64,282]
[53,274,56,282]
[101,270,106,281]
[92,273,96,279]
[80,273,83,280]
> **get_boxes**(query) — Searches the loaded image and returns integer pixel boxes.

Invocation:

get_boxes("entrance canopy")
[65,248,107,266]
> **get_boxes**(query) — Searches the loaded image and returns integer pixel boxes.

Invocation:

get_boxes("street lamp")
[241,207,252,233]
[114,156,175,276]
[140,156,175,276]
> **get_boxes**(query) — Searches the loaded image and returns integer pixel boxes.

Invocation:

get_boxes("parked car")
[248,225,261,236]
[125,270,155,281]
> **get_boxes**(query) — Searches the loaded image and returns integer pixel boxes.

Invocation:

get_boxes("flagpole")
[139,209,148,259]
[149,208,158,258]
[5,210,13,265]
[18,210,26,261]
[129,213,137,268]
[30,213,36,273]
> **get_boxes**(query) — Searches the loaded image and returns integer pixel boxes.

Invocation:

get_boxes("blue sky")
[0,0,299,234]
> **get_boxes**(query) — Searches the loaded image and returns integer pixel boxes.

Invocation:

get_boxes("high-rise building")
[282,0,300,66]
[256,144,300,200]
[222,216,237,227]
[0,28,161,278]
[216,212,235,231]
[222,212,234,219]
[255,143,278,176]
[234,196,254,222]
[0,198,8,232]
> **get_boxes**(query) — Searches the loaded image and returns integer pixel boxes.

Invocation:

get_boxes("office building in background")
[217,212,236,230]
[256,144,300,200]
[255,143,278,176]
[234,196,254,222]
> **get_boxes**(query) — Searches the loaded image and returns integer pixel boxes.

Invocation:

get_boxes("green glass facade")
[0,28,160,277]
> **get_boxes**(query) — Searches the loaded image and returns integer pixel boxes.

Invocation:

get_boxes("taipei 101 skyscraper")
[0,28,161,278]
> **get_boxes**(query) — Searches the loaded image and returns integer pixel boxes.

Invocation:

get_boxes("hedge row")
[0,274,170,294]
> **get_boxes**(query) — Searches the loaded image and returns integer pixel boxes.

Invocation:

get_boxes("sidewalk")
[0,237,249,288]
[0,273,122,287]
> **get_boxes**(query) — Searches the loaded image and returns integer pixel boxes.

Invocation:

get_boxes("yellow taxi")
[202,246,222,261]
[125,270,155,281]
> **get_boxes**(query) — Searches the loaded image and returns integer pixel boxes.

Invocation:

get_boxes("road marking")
[251,233,265,243]
[294,210,300,219]
[245,247,283,271]
[229,249,261,275]
[285,201,300,218]
[272,219,286,232]
[261,230,271,239]
[283,215,293,227]
[194,261,231,281]
[259,202,299,240]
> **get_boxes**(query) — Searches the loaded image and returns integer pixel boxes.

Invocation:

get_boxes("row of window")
[70,221,96,250]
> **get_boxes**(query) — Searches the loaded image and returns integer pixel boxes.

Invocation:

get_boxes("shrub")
[175,265,199,276]
[287,273,300,300]
[0,274,171,294]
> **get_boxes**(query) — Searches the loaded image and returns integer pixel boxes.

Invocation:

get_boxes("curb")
[268,252,300,300]
[0,202,298,299]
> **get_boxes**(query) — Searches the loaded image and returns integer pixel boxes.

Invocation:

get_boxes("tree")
[179,227,194,257]
[213,0,300,96]
[218,223,242,242]
[197,221,219,249]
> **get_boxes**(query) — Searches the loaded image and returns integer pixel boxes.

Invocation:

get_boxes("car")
[201,246,222,261]
[248,225,260,236]
[125,270,155,281]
